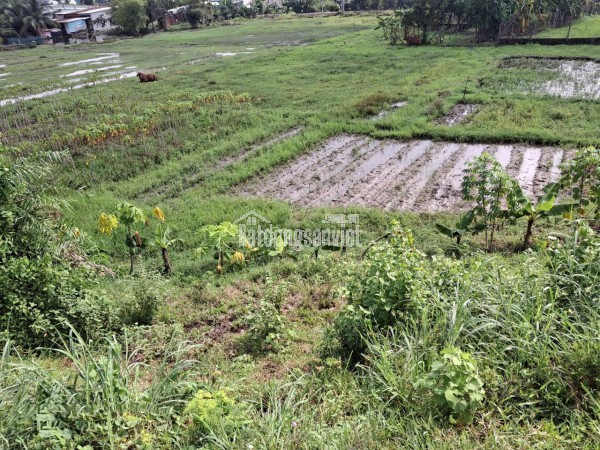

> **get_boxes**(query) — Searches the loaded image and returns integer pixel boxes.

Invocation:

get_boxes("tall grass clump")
[0,327,201,449]
[328,223,600,434]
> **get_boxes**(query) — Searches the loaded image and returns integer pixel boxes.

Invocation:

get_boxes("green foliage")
[0,0,56,37]
[334,225,427,359]
[111,0,148,36]
[0,328,200,449]
[0,151,101,346]
[435,210,482,246]
[99,202,151,274]
[185,389,246,443]
[461,152,513,250]
[239,275,290,354]
[417,347,485,424]
[197,221,254,274]
[285,0,317,13]
[546,222,600,306]
[560,146,600,218]
[242,300,287,354]
[506,181,573,248]
[375,10,406,45]
[186,7,203,29]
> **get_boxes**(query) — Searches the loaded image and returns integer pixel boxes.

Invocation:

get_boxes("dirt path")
[236,135,571,212]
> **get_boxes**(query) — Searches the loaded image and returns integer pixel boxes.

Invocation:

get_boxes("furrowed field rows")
[237,135,569,212]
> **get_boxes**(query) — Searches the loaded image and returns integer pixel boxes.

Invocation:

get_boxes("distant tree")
[0,0,56,37]
[111,0,147,36]
[186,0,212,28]
[186,6,202,28]
[216,0,240,19]
[285,0,316,13]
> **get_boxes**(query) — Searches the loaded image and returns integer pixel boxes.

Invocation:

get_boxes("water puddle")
[62,65,123,77]
[373,101,407,120]
[436,104,477,126]
[59,53,120,67]
[502,57,600,100]
[215,52,253,57]
[0,71,139,107]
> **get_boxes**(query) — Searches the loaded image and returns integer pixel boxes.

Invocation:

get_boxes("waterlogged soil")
[238,135,569,212]
[500,57,600,100]
[373,101,407,120]
[435,104,477,126]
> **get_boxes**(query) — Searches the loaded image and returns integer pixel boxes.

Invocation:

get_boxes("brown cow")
[137,72,159,82]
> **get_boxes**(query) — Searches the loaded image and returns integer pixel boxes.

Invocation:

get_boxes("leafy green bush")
[240,300,287,354]
[184,389,247,443]
[416,347,485,424]
[333,226,428,359]
[0,151,160,347]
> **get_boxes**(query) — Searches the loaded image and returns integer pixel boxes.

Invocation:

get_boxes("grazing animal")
[137,72,159,82]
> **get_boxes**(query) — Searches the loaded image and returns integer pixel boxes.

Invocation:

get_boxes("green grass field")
[536,14,600,38]
[1,15,600,449]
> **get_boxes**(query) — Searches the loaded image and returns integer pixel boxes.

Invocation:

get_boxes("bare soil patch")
[237,135,570,212]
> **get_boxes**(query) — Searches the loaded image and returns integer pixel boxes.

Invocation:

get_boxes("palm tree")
[20,0,56,36]
[1,0,56,37]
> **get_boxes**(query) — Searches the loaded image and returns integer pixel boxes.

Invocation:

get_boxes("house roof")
[79,7,111,14]
[57,17,87,23]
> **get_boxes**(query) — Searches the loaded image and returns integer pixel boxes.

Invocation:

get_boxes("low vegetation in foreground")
[1,14,599,449]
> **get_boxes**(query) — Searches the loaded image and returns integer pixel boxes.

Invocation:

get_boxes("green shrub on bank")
[0,151,160,347]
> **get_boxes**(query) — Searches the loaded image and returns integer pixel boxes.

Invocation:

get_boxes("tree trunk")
[162,247,172,274]
[130,254,135,274]
[523,216,534,249]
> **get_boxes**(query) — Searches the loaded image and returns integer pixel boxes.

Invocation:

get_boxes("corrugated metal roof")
[57,17,87,23]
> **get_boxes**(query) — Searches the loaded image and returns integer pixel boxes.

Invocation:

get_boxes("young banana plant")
[435,210,483,245]
[506,182,575,249]
[154,223,182,274]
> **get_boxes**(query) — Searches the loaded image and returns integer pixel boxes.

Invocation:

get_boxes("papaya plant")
[99,202,148,274]
[461,153,513,251]
[506,181,575,249]
[196,221,240,274]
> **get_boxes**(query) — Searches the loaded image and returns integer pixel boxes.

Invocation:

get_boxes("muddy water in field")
[237,135,571,212]
[60,53,120,67]
[436,104,478,126]
[502,57,600,100]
